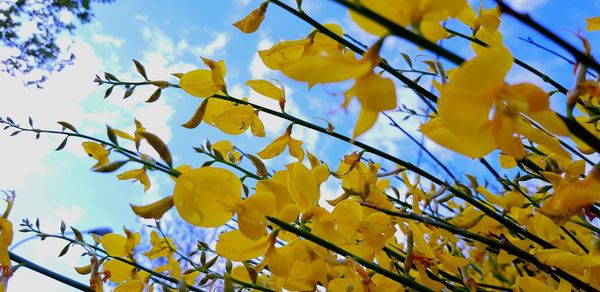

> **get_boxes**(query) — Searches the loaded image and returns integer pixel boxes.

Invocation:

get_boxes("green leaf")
[57,121,78,133]
[106,125,119,146]
[138,131,173,167]
[401,53,413,68]
[146,88,161,103]
[55,137,68,151]
[58,244,70,257]
[93,160,129,172]
[133,59,148,80]
[104,85,114,99]
[71,227,83,241]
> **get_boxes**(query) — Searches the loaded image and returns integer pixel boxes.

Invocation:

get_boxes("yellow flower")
[539,167,600,217]
[179,58,227,98]
[421,46,568,158]
[212,140,242,163]
[82,142,110,169]
[257,126,304,162]
[116,167,151,192]
[99,230,140,258]
[143,231,175,260]
[173,167,241,227]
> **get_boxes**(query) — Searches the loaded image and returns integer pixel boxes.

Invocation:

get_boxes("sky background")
[1,0,599,290]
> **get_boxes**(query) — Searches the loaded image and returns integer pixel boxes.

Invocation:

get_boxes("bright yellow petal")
[173,167,241,227]
[355,71,397,111]
[216,230,270,261]
[286,162,319,212]
[586,16,600,31]
[213,105,254,135]
[100,234,128,257]
[179,70,220,98]
[103,259,133,283]
[421,116,496,158]
[233,2,268,33]
[353,107,378,138]
[246,79,285,102]
[257,130,289,159]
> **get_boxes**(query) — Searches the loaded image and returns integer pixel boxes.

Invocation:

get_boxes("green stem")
[493,0,600,72]
[10,252,93,292]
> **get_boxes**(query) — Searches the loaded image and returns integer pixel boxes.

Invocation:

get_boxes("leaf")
[55,137,68,151]
[138,131,173,167]
[104,72,119,81]
[58,244,70,257]
[57,121,78,133]
[60,221,66,235]
[106,125,119,146]
[246,154,268,178]
[146,88,161,103]
[93,160,129,173]
[181,98,209,129]
[28,117,33,127]
[71,227,83,241]
[35,132,40,139]
[401,53,413,68]
[104,85,115,99]
[123,86,135,99]
[133,59,148,80]
[10,131,19,136]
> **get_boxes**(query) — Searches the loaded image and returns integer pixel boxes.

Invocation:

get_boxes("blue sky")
[1,0,599,290]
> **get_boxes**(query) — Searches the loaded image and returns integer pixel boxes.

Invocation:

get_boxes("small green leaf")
[106,125,119,146]
[104,85,115,99]
[401,53,413,68]
[123,86,135,99]
[133,59,148,80]
[71,226,83,241]
[93,160,129,173]
[60,221,66,236]
[138,131,173,167]
[57,121,78,133]
[55,137,68,151]
[146,88,161,103]
[58,244,70,257]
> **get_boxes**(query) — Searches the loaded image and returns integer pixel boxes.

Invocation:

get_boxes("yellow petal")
[257,130,290,159]
[114,279,144,292]
[586,16,600,31]
[355,71,397,112]
[348,0,398,36]
[179,69,221,98]
[286,162,319,212]
[103,259,133,283]
[130,196,174,220]
[100,233,128,257]
[258,39,308,70]
[216,230,270,261]
[280,50,373,85]
[250,114,266,137]
[213,105,254,135]
[82,141,110,168]
[233,2,268,33]
[353,107,378,138]
[0,219,12,266]
[246,79,285,102]
[117,167,151,192]
[173,167,241,227]
[536,249,600,270]
[513,276,554,292]
[421,116,496,158]
[237,191,276,240]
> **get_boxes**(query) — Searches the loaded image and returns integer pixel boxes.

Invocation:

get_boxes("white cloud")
[505,0,547,12]
[134,14,148,21]
[249,36,274,79]
[194,33,228,57]
[92,33,124,48]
